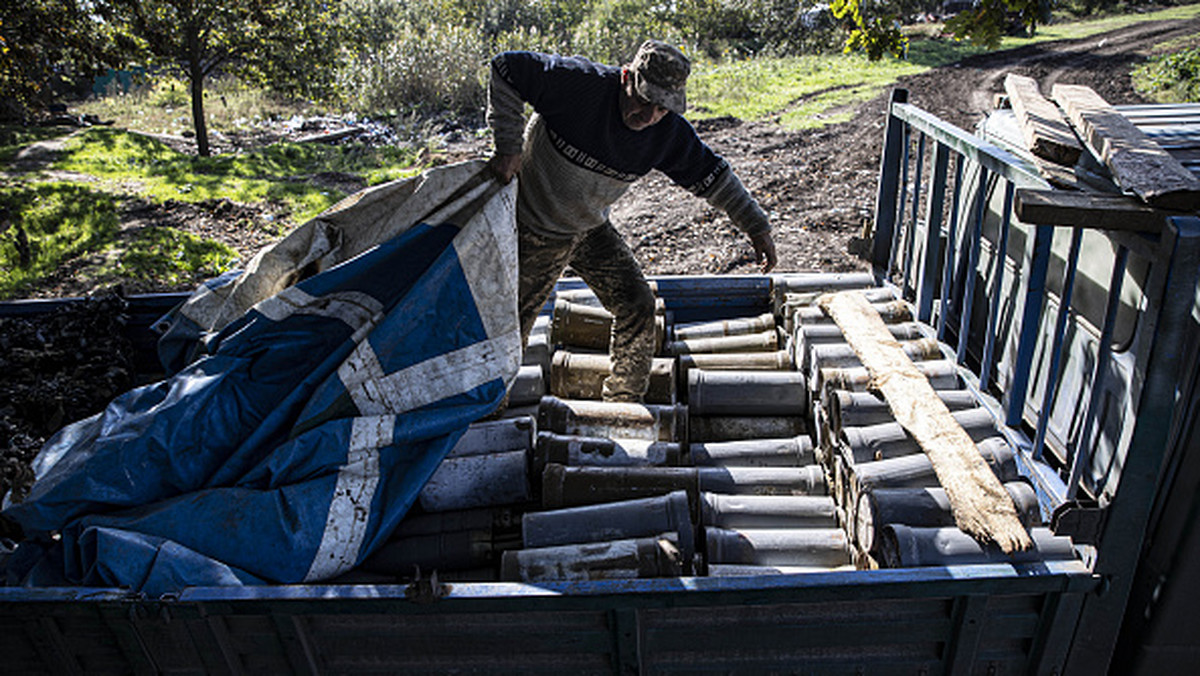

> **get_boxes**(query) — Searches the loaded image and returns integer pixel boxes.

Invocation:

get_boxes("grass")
[1133,43,1200,103]
[78,76,319,138]
[690,2,1200,130]
[1022,3,1200,43]
[0,126,78,163]
[53,127,423,223]
[0,180,243,299]
[117,227,241,287]
[690,53,928,128]
[0,181,117,298]
[0,126,422,299]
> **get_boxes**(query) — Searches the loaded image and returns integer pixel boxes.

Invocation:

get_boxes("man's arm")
[698,165,777,272]
[486,54,528,183]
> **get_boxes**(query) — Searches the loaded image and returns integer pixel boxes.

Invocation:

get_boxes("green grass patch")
[0,181,242,299]
[1133,44,1200,103]
[0,182,121,298]
[53,128,421,223]
[689,53,928,127]
[0,126,75,163]
[117,227,240,287]
[904,37,990,68]
[1023,4,1200,43]
[777,83,885,129]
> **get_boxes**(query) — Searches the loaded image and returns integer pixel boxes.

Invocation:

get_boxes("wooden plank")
[1052,83,1200,211]
[1015,188,1168,233]
[1004,73,1083,166]
[819,291,1032,554]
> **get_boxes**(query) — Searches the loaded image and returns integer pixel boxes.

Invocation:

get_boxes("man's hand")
[489,153,522,184]
[750,230,777,273]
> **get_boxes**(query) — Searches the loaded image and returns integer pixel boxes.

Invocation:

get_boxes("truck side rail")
[872,88,1200,674]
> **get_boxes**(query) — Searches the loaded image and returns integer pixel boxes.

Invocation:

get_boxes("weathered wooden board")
[1053,83,1200,211]
[819,291,1032,554]
[1015,188,1168,233]
[1004,73,1083,166]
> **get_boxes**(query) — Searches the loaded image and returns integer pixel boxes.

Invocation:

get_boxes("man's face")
[620,70,670,131]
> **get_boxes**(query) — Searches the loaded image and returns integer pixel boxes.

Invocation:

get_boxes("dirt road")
[615,16,1200,277]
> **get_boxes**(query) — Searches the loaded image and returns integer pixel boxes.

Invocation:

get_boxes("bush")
[326,0,848,119]
[339,22,489,117]
[571,0,685,64]
[1134,46,1200,103]
[146,78,191,108]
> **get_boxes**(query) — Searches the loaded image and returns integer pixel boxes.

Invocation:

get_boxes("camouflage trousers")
[518,222,657,402]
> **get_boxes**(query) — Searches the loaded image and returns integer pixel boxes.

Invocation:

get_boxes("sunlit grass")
[689,53,928,128]
[0,126,75,163]
[0,180,242,299]
[117,227,241,287]
[0,182,120,298]
[1018,3,1200,44]
[1133,43,1200,103]
[77,77,320,137]
[52,127,421,223]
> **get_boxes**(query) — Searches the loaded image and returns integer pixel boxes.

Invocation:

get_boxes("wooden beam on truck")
[1015,188,1169,233]
[1004,73,1084,166]
[819,291,1033,554]
[1052,83,1200,211]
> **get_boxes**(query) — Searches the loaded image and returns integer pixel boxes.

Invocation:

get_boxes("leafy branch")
[830,0,908,61]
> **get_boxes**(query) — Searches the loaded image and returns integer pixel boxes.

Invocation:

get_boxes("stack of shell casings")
[362,417,537,581]
[672,310,803,444]
[500,296,856,582]
[772,272,880,334]
[788,284,1068,569]
[438,278,1076,582]
[508,396,694,580]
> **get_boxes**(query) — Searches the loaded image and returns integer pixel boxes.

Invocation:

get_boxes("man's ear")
[620,67,631,86]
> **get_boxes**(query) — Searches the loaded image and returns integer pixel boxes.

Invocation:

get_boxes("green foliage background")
[1134,45,1200,102]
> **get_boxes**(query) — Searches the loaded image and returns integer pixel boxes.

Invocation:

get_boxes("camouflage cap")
[629,40,690,115]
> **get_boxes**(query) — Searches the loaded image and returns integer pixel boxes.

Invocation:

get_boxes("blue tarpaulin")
[2,161,521,595]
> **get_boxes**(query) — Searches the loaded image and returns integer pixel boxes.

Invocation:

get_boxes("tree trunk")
[189,61,209,157]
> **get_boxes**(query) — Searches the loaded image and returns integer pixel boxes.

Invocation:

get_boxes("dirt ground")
[1,16,1196,505]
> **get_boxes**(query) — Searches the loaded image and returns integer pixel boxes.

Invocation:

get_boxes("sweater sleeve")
[697,164,771,237]
[486,54,528,156]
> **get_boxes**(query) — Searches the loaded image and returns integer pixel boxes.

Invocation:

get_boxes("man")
[487,39,776,403]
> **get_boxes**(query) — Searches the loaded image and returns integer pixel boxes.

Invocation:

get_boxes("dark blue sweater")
[492,51,728,194]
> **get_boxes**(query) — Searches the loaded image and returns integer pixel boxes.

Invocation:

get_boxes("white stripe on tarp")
[451,186,520,342]
[340,330,523,416]
[255,287,383,330]
[304,415,389,582]
[178,280,222,326]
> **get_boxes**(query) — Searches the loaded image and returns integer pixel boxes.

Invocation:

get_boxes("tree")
[0,0,130,121]
[830,0,908,60]
[111,0,341,156]
[943,0,1049,49]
